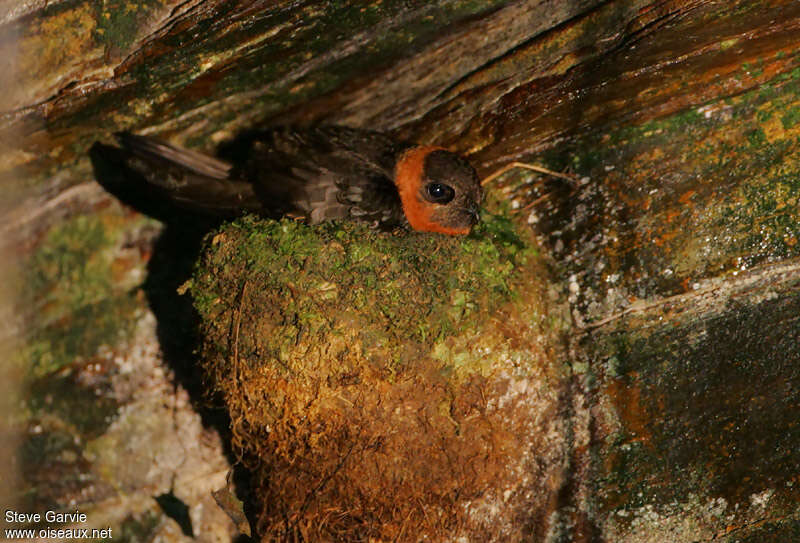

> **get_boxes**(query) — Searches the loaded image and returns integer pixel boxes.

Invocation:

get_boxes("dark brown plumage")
[110,126,482,235]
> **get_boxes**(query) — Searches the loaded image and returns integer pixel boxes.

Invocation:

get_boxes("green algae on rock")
[21,212,149,377]
[533,65,800,542]
[191,215,570,541]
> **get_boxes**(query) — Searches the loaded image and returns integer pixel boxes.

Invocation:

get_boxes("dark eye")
[425,183,455,204]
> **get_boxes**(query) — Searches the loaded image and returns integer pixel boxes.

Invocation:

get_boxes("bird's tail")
[97,132,262,217]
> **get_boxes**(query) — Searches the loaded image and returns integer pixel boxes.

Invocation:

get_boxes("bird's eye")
[425,182,455,204]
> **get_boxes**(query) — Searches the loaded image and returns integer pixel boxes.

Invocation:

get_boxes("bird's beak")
[466,205,480,224]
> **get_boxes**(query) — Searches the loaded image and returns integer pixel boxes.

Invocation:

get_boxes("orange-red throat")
[393,146,471,235]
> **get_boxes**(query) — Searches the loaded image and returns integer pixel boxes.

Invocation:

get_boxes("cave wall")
[2,0,799,540]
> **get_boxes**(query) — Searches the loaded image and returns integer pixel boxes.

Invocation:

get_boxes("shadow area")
[89,143,256,537]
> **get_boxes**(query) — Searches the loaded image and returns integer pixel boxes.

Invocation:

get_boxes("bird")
[105,126,483,235]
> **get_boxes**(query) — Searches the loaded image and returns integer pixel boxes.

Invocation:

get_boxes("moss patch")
[194,214,532,362]
[192,215,568,541]
[22,213,147,377]
[92,0,163,50]
[113,510,162,543]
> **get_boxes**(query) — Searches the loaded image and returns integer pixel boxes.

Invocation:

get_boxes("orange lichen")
[603,376,654,448]
[18,4,97,82]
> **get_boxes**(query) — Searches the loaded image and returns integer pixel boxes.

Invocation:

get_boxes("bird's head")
[394,146,482,235]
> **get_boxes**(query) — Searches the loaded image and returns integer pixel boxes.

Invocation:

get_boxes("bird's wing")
[113,132,264,217]
[238,126,408,227]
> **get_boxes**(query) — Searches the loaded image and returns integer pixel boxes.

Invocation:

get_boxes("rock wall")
[2,0,799,540]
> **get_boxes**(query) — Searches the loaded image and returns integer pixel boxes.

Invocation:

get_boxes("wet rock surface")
[3,1,800,541]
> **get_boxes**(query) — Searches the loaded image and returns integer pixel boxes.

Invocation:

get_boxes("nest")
[192,216,569,542]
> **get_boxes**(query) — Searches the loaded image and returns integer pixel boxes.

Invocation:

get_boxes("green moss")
[111,510,162,543]
[746,127,767,146]
[193,214,534,373]
[19,429,79,476]
[28,214,121,313]
[92,0,161,50]
[22,213,143,376]
[781,107,800,128]
[27,371,118,438]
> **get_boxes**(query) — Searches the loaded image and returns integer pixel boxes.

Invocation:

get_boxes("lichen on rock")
[191,214,570,541]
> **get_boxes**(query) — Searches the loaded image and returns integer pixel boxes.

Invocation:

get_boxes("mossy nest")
[192,215,569,542]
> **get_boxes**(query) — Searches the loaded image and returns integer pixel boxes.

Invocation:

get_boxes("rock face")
[3,0,800,541]
[551,63,800,542]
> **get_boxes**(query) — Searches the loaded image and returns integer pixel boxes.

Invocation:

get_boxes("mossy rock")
[192,215,569,541]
